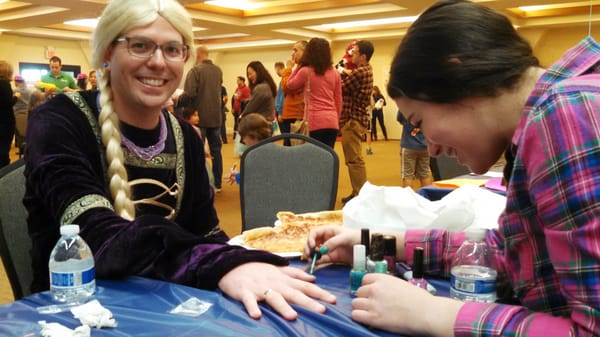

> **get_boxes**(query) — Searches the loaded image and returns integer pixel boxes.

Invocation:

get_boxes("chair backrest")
[430,155,471,181]
[0,159,33,299]
[240,133,339,231]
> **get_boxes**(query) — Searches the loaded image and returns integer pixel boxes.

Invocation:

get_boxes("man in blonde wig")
[24,0,335,321]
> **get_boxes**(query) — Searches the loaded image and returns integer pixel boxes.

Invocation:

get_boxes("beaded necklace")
[120,112,167,160]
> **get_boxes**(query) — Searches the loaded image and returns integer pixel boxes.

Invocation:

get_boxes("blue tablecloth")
[418,185,506,201]
[0,262,449,337]
[417,186,456,201]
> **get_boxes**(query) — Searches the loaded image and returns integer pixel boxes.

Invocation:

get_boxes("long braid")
[97,70,135,220]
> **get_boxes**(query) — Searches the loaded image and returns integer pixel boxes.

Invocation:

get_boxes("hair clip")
[103,62,109,68]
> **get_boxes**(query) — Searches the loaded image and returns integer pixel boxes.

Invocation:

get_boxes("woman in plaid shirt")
[307,1,600,336]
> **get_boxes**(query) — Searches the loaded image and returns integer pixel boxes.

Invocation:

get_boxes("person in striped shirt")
[306,0,600,336]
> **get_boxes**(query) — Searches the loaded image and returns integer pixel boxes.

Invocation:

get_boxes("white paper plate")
[228,235,302,259]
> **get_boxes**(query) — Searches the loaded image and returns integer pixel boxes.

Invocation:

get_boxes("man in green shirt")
[40,56,78,95]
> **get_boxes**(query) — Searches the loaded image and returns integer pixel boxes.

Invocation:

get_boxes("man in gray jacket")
[184,45,224,191]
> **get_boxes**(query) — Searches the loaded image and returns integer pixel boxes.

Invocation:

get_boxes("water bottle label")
[450,275,496,294]
[50,266,95,287]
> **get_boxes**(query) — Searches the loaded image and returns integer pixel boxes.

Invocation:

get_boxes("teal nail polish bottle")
[350,244,366,295]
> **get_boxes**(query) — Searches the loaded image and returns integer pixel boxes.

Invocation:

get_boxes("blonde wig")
[91,0,194,220]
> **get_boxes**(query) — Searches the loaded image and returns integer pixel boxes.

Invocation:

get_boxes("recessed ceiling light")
[205,0,263,10]
[311,16,419,30]
[64,18,99,28]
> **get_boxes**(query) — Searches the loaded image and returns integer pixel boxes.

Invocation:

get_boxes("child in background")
[182,106,215,188]
[227,113,273,184]
[238,113,273,147]
[28,90,45,112]
[396,110,432,189]
[76,73,88,91]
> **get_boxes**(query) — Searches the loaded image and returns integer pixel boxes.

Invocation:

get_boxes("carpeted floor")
[1,135,409,305]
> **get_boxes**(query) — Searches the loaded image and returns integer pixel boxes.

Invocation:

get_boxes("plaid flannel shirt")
[340,63,373,128]
[405,37,600,337]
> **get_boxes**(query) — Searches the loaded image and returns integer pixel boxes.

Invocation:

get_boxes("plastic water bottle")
[450,228,497,303]
[48,224,96,303]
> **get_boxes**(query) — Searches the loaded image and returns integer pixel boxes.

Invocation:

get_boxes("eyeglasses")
[115,36,189,62]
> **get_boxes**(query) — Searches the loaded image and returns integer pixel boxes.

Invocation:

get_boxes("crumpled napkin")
[70,299,117,328]
[343,182,506,233]
[38,300,117,337]
[38,320,91,337]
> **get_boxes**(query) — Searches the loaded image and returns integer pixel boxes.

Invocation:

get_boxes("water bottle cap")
[465,228,486,241]
[60,224,80,236]
[353,244,366,271]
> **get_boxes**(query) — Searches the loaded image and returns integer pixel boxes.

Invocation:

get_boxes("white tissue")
[343,182,505,233]
[170,297,213,317]
[70,299,117,328]
[38,320,91,337]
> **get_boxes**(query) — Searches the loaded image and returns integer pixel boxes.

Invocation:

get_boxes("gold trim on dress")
[61,194,114,224]
[65,92,187,221]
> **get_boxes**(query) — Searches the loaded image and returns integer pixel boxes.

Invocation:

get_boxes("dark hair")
[356,40,374,62]
[299,37,333,75]
[373,85,381,96]
[181,106,197,121]
[247,61,277,97]
[387,0,539,103]
[173,92,193,118]
[238,113,272,141]
[77,78,87,90]
[237,76,245,82]
[49,56,62,65]
[274,61,285,69]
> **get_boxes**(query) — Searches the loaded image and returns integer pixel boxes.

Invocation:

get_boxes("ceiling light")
[208,39,294,51]
[312,16,419,30]
[64,18,99,28]
[198,33,250,40]
[205,0,263,10]
[520,1,600,11]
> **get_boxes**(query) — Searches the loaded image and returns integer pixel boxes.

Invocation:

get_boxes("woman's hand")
[218,262,336,320]
[304,226,360,266]
[352,273,461,336]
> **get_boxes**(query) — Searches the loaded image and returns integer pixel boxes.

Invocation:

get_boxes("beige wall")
[1,24,596,138]
[0,34,93,74]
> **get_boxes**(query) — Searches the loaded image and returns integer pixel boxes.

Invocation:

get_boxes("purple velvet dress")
[23,91,286,294]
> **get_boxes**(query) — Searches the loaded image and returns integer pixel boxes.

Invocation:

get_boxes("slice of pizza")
[241,210,343,253]
[276,210,343,225]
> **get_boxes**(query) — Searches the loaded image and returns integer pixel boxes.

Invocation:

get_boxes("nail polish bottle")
[408,247,430,291]
[367,233,387,273]
[349,244,366,295]
[383,235,396,275]
[396,260,438,295]
[361,228,370,256]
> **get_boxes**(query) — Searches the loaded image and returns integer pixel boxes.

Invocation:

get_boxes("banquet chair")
[0,158,33,300]
[240,133,339,231]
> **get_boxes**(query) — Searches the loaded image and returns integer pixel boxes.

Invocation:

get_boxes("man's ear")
[103,47,114,70]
